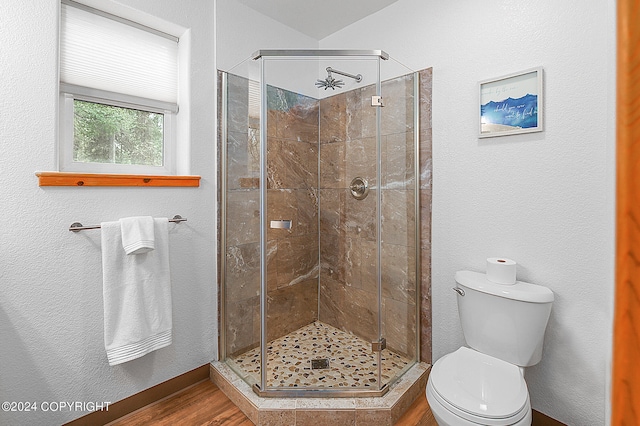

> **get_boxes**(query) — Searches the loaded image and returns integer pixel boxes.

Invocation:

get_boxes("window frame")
[59,88,176,175]
[58,0,179,176]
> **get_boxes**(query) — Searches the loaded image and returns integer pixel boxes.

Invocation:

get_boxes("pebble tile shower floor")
[227,321,410,389]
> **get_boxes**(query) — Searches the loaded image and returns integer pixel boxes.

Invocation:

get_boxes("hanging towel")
[101,218,172,366]
[120,216,155,255]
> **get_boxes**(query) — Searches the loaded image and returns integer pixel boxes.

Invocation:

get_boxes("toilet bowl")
[426,347,532,425]
[426,270,554,426]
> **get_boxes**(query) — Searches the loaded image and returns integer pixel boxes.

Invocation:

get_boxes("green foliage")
[73,100,163,166]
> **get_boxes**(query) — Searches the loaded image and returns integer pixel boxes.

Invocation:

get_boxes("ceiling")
[235,0,400,40]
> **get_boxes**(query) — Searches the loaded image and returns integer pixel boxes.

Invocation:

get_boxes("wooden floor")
[108,379,436,425]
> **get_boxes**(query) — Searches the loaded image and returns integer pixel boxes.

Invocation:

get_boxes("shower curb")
[210,360,430,426]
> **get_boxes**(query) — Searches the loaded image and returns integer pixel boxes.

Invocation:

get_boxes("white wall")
[216,0,319,97]
[216,0,318,73]
[0,1,216,424]
[322,1,616,424]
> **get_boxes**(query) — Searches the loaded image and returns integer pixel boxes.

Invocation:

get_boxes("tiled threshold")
[210,360,431,426]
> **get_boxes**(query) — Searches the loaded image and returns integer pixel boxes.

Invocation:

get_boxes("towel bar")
[69,215,186,232]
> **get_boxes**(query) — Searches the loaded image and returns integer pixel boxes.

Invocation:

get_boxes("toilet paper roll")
[486,257,517,285]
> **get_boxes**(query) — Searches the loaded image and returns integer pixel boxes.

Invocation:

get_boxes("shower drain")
[311,358,330,370]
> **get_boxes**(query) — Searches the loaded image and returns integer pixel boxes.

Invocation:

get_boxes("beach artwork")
[479,67,543,137]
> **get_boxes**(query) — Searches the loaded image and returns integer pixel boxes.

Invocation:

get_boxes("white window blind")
[60,1,178,110]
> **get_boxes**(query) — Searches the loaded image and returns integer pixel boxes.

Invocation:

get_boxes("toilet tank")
[455,270,554,367]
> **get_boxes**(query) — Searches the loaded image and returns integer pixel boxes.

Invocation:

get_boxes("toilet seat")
[429,347,529,424]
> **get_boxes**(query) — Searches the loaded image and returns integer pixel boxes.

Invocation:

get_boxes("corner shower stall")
[219,50,421,397]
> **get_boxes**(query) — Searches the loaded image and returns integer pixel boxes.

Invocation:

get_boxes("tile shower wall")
[221,69,432,363]
[265,86,320,342]
[224,73,261,356]
[418,68,433,364]
[318,74,420,359]
[224,74,320,356]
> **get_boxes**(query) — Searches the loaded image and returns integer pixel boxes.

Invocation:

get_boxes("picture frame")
[478,67,543,138]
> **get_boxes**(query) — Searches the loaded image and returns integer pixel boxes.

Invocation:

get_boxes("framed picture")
[479,67,543,138]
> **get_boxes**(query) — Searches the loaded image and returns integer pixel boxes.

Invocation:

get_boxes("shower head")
[315,67,362,90]
[315,74,345,90]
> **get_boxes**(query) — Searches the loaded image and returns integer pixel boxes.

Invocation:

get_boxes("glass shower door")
[260,54,385,395]
[378,62,420,389]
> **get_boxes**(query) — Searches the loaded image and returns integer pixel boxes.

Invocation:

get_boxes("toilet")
[426,270,554,425]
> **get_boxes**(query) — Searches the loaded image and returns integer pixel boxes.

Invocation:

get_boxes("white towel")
[101,218,172,366]
[120,216,155,255]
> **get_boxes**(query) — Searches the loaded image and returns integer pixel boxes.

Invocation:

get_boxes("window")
[59,0,179,175]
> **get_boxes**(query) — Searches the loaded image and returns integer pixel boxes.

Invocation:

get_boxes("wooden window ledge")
[35,172,200,187]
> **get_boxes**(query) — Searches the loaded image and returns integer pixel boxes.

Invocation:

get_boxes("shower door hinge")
[371,96,384,107]
[371,337,387,352]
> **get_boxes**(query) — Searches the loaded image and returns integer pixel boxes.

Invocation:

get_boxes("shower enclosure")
[219,50,420,397]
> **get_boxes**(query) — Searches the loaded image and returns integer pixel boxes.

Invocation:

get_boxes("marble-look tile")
[318,202,376,291]
[389,367,429,423]
[266,280,318,341]
[293,188,319,237]
[420,197,431,240]
[267,138,286,189]
[267,86,319,143]
[345,89,363,141]
[419,154,432,191]
[282,101,319,143]
[381,75,414,136]
[267,109,284,139]
[225,243,260,301]
[226,73,250,133]
[359,239,377,294]
[225,295,259,356]
[419,68,433,131]
[210,362,260,424]
[276,235,319,288]
[381,189,416,248]
[344,189,377,241]
[267,189,296,241]
[342,236,363,290]
[319,93,347,144]
[319,232,340,282]
[383,132,415,190]
[355,409,392,426]
[269,138,318,190]
[344,137,377,188]
[417,68,432,364]
[382,296,417,358]
[381,243,416,305]
[319,142,346,188]
[319,189,344,236]
[295,398,356,410]
[266,239,278,293]
[227,130,260,190]
[319,279,378,343]
[226,189,260,246]
[359,85,377,139]
[296,410,356,426]
[259,409,296,426]
[420,305,432,364]
[281,139,318,189]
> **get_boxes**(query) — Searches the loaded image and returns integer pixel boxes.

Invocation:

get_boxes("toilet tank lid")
[455,270,554,303]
